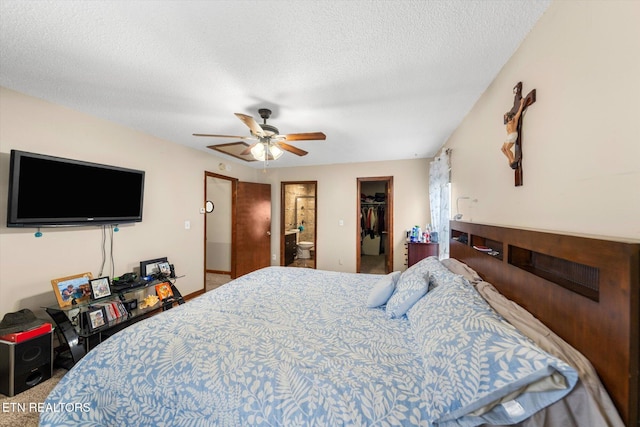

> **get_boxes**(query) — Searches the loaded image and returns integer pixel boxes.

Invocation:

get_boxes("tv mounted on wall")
[7,150,145,227]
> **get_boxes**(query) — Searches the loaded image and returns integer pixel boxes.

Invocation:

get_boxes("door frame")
[357,176,394,274]
[204,171,238,291]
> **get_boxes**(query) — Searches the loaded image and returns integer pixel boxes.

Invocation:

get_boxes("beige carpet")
[360,254,386,274]
[206,272,232,292]
[0,368,67,427]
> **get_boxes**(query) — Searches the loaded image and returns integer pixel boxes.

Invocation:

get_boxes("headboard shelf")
[451,230,504,260]
[471,235,503,260]
[509,245,599,301]
[450,220,640,426]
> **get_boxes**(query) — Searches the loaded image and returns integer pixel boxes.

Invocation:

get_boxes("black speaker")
[122,298,138,312]
[0,332,52,396]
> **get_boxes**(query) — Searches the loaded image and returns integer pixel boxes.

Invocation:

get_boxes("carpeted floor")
[205,272,232,292]
[360,254,386,274]
[0,368,67,427]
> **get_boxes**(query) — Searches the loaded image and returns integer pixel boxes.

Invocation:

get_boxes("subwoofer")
[0,332,52,396]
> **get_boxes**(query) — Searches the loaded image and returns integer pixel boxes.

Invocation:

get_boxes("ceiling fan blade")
[282,132,326,141]
[235,113,265,137]
[240,142,258,156]
[207,142,258,162]
[193,133,251,139]
[278,142,308,156]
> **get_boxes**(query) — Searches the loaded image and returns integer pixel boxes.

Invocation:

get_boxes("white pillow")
[385,266,429,318]
[366,271,401,308]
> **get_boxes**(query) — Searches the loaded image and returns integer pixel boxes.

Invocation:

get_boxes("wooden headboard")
[449,221,640,426]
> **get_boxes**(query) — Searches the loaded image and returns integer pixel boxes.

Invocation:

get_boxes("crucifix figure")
[501,82,536,186]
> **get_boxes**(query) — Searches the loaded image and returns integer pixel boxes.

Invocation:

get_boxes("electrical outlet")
[272,254,276,261]
[184,220,190,230]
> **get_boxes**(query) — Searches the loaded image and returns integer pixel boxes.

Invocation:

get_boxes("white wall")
[0,87,259,316]
[444,0,640,239]
[265,160,430,273]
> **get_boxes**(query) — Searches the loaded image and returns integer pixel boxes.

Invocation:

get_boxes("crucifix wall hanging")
[501,81,536,186]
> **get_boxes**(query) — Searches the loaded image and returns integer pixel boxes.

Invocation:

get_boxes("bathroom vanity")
[284,232,297,266]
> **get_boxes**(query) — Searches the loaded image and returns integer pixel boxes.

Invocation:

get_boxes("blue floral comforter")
[40,264,577,426]
[40,267,427,426]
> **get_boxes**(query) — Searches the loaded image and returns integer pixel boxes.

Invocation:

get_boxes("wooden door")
[234,182,272,278]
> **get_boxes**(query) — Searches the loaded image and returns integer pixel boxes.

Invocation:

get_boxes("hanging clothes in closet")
[360,191,386,255]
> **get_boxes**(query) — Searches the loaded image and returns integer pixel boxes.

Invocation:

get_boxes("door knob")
[266,231,271,236]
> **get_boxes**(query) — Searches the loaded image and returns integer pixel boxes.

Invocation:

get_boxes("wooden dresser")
[406,242,439,267]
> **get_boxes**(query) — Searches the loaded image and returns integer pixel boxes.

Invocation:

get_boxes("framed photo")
[85,307,107,332]
[155,282,174,300]
[158,262,171,277]
[89,277,112,300]
[51,272,94,308]
[140,257,168,278]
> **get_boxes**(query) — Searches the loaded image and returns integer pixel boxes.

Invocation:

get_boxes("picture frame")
[51,272,94,308]
[140,257,168,278]
[158,262,171,277]
[155,282,174,301]
[85,306,107,332]
[89,277,112,300]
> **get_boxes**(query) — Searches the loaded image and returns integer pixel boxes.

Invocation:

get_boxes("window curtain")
[429,150,451,259]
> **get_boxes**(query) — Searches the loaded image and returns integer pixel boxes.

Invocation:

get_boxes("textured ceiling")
[0,0,550,168]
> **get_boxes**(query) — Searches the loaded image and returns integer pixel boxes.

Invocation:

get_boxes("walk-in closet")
[357,177,393,274]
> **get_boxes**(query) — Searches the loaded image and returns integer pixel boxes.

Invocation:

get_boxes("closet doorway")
[357,177,393,274]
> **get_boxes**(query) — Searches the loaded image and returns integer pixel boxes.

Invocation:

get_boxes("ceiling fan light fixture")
[251,142,266,161]
[250,141,283,161]
[269,143,283,160]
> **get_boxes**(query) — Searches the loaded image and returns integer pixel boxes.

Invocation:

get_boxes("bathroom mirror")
[281,181,317,268]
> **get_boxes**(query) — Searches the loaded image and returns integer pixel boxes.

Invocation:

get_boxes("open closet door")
[234,182,272,278]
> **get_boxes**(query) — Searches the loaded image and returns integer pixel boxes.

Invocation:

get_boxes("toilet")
[297,241,314,260]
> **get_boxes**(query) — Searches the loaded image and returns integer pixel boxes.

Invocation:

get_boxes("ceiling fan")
[194,108,326,162]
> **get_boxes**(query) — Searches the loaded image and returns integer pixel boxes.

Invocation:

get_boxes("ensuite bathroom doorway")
[280,181,317,268]
[357,177,393,274]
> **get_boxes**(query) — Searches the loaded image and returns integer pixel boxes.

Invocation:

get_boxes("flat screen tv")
[7,150,145,227]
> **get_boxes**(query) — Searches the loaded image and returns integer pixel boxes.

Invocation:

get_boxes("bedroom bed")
[39,222,639,426]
